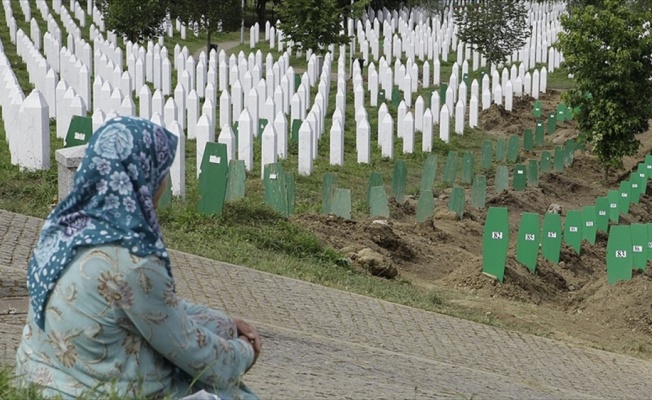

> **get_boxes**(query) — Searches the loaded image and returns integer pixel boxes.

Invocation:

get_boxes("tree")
[277,0,369,55]
[558,0,652,180]
[96,0,169,43]
[453,0,529,68]
[169,0,243,55]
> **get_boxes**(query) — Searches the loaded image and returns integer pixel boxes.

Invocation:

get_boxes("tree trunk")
[206,29,212,57]
[256,0,267,26]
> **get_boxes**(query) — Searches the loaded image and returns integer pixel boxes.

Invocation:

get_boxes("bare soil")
[291,90,652,359]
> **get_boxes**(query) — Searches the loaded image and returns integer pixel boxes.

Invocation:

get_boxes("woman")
[15,116,261,399]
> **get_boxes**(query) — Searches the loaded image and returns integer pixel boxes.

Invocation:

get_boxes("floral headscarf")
[28,116,178,330]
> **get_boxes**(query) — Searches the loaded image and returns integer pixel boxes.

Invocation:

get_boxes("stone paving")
[1,209,652,399]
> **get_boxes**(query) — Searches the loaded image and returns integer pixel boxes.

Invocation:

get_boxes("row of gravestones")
[482,154,652,285]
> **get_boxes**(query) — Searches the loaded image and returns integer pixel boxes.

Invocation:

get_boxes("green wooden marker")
[618,181,631,215]
[595,196,610,233]
[225,159,246,202]
[471,176,487,209]
[647,223,652,262]
[523,129,533,151]
[198,142,229,217]
[482,207,510,282]
[392,160,408,204]
[645,155,652,178]
[291,119,301,142]
[496,138,507,162]
[481,140,493,171]
[563,139,575,167]
[416,188,434,223]
[461,152,474,184]
[629,172,642,204]
[527,160,539,187]
[554,146,564,172]
[369,186,390,218]
[556,103,566,123]
[419,154,438,192]
[331,188,352,219]
[581,205,597,245]
[367,172,383,207]
[513,164,526,191]
[631,223,647,271]
[535,121,544,147]
[564,210,583,254]
[540,151,551,173]
[64,116,93,148]
[392,86,400,107]
[606,225,633,284]
[443,151,458,187]
[263,163,289,217]
[286,172,296,216]
[547,113,557,134]
[532,100,542,117]
[449,187,465,218]
[541,212,562,264]
[516,212,540,272]
[322,172,337,215]
[507,134,519,163]
[607,190,620,223]
[495,165,509,193]
[636,164,648,195]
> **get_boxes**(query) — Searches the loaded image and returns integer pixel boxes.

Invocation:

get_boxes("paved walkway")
[2,209,652,399]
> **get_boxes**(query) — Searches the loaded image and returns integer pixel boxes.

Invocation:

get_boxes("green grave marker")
[629,172,642,204]
[263,163,289,217]
[258,118,268,137]
[420,155,438,192]
[535,121,544,147]
[198,142,229,216]
[523,129,533,151]
[378,89,386,103]
[481,140,493,171]
[157,174,173,209]
[618,181,631,215]
[461,152,474,184]
[636,164,648,195]
[482,207,510,282]
[449,187,465,218]
[294,74,301,91]
[392,86,400,107]
[286,173,296,215]
[554,146,564,172]
[507,134,519,163]
[631,223,647,271]
[369,186,390,218]
[516,212,540,272]
[225,159,246,202]
[495,165,509,193]
[581,206,597,245]
[513,164,526,191]
[331,188,352,219]
[646,155,652,178]
[527,160,539,187]
[443,151,458,187]
[416,189,434,223]
[564,210,583,254]
[291,119,301,142]
[439,84,448,106]
[367,172,384,207]
[607,190,620,223]
[563,139,575,167]
[595,196,610,232]
[64,116,93,147]
[540,151,551,173]
[496,138,507,162]
[541,212,563,264]
[392,160,408,204]
[471,175,487,209]
[322,172,337,215]
[606,225,633,284]
[532,100,542,117]
[547,112,557,134]
[648,223,652,262]
[556,104,566,122]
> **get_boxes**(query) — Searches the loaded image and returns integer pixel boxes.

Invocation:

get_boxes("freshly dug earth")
[292,90,652,359]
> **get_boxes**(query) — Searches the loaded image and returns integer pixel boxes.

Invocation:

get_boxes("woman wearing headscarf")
[15,116,261,399]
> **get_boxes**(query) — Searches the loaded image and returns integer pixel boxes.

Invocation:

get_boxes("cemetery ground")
[6,83,652,364]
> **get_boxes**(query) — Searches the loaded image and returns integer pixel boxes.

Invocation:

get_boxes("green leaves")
[558,0,652,176]
[453,0,528,68]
